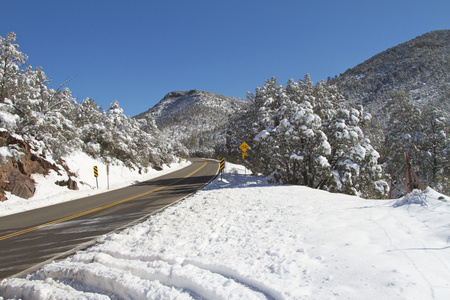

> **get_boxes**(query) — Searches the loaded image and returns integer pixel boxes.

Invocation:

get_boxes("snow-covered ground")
[1,162,450,299]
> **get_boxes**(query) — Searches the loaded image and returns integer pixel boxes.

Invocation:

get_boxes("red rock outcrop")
[0,131,61,201]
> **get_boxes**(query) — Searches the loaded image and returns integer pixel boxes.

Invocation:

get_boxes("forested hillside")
[226,75,449,197]
[330,30,450,115]
[135,90,249,157]
[330,30,450,195]
[0,32,175,201]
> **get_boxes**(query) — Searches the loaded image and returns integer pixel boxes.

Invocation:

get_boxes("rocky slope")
[0,131,78,201]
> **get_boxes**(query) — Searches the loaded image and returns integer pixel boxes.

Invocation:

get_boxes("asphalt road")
[0,158,219,279]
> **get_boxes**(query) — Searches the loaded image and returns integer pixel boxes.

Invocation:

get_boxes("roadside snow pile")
[1,163,449,299]
[0,151,190,217]
[393,187,446,207]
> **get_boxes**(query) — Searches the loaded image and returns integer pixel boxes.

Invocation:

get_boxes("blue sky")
[1,0,449,116]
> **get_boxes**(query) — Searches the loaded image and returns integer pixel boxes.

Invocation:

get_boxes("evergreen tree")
[0,32,27,105]
[384,91,450,195]
[417,105,450,194]
[227,76,387,198]
[384,91,424,195]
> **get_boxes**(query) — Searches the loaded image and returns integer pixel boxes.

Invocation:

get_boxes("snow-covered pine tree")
[383,90,450,195]
[225,78,282,174]
[274,77,331,186]
[20,86,83,159]
[225,90,261,160]
[384,90,423,195]
[104,100,173,169]
[103,100,136,166]
[323,105,387,197]
[417,105,449,194]
[249,78,284,175]
[0,32,30,132]
[238,76,331,186]
[0,32,27,105]
[228,75,387,198]
[76,97,108,157]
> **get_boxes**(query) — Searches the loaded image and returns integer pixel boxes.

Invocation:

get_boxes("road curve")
[0,158,219,279]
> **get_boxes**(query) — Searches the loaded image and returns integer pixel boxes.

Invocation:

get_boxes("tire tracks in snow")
[35,251,277,299]
[99,250,278,299]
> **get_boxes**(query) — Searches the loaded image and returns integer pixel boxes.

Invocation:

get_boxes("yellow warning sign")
[239,142,250,152]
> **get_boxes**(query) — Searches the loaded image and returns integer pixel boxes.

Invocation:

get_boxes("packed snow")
[1,162,450,299]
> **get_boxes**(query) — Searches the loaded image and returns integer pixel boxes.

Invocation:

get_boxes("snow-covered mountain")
[135,90,249,157]
[329,30,450,115]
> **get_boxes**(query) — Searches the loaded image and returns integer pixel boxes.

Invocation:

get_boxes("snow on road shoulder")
[1,163,450,299]
[0,151,191,217]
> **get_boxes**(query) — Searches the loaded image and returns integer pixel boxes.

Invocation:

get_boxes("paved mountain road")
[0,158,219,279]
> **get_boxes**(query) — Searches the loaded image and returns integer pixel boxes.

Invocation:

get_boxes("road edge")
[8,158,220,279]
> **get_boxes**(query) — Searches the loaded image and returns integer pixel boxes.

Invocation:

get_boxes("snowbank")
[1,163,449,299]
[0,151,190,217]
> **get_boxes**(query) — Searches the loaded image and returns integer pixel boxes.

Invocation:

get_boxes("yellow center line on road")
[0,161,208,241]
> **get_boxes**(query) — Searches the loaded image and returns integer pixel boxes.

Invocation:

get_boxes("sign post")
[106,164,110,190]
[239,142,250,176]
[220,157,225,180]
[93,166,99,189]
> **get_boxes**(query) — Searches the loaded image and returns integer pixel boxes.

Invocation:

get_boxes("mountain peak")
[163,89,198,100]
[135,90,249,156]
[137,90,248,123]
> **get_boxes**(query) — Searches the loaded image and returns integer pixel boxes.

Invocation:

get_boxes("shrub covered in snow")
[227,75,388,198]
